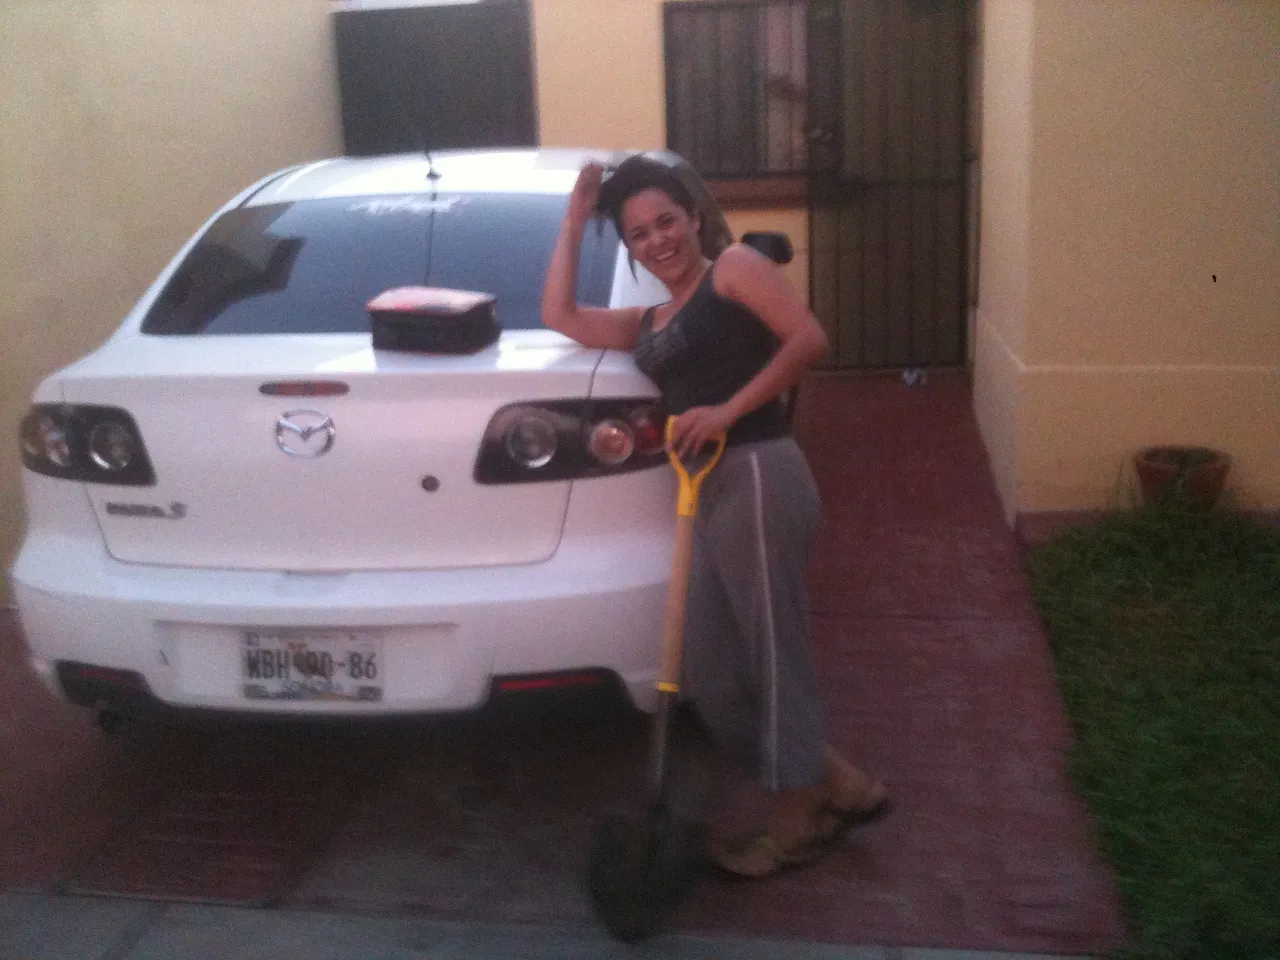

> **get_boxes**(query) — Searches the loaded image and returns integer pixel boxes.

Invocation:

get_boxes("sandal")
[818,795,893,844]
[709,830,826,879]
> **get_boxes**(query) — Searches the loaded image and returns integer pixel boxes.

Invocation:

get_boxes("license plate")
[242,630,383,702]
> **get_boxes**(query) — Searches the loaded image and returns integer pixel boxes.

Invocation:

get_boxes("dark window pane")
[335,1,537,155]
[665,0,808,177]
[141,198,431,335]
[142,194,618,336]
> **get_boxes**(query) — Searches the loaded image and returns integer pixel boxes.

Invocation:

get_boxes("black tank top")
[632,261,789,446]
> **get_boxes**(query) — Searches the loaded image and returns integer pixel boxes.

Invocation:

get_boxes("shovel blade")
[586,807,707,942]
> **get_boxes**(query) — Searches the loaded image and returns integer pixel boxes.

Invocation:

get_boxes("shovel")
[587,418,726,942]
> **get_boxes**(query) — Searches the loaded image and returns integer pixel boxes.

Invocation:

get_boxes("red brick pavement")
[662,373,1124,950]
[0,372,1127,951]
[692,372,1125,951]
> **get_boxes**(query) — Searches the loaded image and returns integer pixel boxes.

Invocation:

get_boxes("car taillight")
[19,404,156,486]
[587,419,634,466]
[626,405,666,456]
[475,398,667,484]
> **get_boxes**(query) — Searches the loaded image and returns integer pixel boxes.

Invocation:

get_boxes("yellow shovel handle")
[656,417,726,694]
[665,417,727,518]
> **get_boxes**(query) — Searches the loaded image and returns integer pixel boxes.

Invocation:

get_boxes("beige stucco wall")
[973,0,1034,518]
[975,0,1280,520]
[533,0,666,151]
[0,0,343,601]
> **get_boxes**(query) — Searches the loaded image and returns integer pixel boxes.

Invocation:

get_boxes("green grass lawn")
[1028,508,1280,960]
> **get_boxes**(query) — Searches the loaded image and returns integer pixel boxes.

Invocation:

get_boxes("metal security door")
[809,0,969,369]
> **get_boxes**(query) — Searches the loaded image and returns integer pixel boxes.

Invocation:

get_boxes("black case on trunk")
[368,287,500,354]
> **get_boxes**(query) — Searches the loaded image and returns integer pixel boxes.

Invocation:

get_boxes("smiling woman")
[541,153,889,881]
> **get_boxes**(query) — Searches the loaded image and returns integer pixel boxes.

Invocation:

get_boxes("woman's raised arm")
[541,163,644,350]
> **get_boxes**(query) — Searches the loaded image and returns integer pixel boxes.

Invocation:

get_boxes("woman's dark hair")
[596,153,734,260]
[597,155,698,234]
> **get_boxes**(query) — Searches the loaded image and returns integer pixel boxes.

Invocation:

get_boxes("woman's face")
[619,188,703,286]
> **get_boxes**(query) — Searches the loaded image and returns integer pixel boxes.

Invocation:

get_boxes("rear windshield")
[141,193,619,335]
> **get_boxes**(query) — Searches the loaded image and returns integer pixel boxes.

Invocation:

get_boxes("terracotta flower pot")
[1134,446,1231,510]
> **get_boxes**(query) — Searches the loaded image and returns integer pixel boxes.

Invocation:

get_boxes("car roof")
[248,149,631,205]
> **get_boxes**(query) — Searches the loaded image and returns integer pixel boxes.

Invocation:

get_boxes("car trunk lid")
[60,332,602,571]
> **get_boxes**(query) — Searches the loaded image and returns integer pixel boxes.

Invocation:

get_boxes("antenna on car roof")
[426,150,441,199]
[362,45,438,191]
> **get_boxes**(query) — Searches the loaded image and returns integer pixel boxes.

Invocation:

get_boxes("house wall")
[973,0,1034,520]
[533,0,666,152]
[974,0,1280,522]
[0,0,343,601]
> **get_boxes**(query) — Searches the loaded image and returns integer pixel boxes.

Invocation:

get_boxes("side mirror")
[741,231,794,265]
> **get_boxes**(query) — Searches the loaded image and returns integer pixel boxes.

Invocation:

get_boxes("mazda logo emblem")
[275,410,335,458]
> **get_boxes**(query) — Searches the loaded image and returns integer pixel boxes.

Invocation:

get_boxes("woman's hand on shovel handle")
[669,404,737,460]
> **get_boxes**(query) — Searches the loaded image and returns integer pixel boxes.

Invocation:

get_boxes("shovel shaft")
[646,688,677,801]
[647,512,694,803]
[656,514,696,693]
[642,424,725,824]
[587,423,726,944]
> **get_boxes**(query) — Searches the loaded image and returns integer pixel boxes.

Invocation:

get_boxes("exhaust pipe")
[95,706,131,735]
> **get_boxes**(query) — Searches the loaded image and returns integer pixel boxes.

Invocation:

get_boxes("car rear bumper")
[11,529,670,716]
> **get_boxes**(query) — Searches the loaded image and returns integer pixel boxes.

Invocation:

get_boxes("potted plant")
[1134,445,1231,510]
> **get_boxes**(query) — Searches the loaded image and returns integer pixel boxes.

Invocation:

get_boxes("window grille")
[664,0,811,178]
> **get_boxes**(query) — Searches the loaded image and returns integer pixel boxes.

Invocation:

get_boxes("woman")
[542,154,888,878]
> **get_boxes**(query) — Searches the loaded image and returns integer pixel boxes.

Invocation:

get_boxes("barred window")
[664,0,811,179]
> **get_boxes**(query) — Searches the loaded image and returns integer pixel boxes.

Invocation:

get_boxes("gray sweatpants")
[682,436,825,792]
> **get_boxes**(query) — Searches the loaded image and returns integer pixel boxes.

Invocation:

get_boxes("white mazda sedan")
[11,149,691,720]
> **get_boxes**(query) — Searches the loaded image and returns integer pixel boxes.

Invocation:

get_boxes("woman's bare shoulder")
[711,242,780,297]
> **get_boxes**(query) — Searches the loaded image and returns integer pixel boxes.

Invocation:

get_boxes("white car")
[12,149,705,720]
